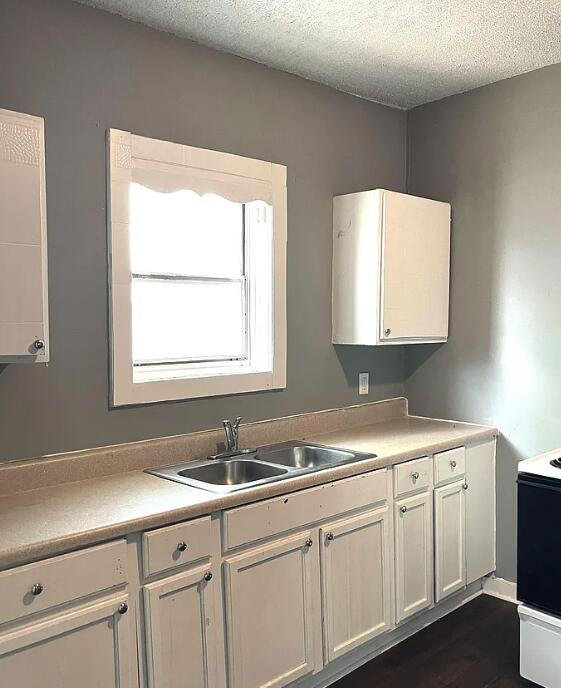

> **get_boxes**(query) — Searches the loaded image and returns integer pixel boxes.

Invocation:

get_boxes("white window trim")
[107,129,287,406]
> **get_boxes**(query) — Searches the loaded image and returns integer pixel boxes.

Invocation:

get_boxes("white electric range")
[518,449,561,688]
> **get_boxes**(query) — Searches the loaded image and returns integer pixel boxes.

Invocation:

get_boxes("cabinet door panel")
[320,507,391,662]
[144,565,218,688]
[395,492,433,623]
[381,190,450,341]
[0,108,49,361]
[224,531,317,688]
[0,595,133,688]
[465,440,496,584]
[435,481,466,602]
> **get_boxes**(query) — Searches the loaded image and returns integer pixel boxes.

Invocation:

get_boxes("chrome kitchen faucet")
[208,417,256,459]
[223,416,242,452]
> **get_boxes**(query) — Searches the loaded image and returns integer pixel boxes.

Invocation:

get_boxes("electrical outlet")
[359,372,369,395]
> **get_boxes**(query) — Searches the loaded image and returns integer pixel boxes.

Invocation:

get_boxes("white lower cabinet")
[143,564,218,688]
[0,594,133,687]
[223,531,318,688]
[394,492,433,623]
[434,480,466,602]
[0,443,497,688]
[465,441,496,584]
[320,507,391,662]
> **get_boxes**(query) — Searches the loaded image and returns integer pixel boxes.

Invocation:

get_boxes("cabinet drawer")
[394,457,431,497]
[142,515,212,577]
[223,469,388,551]
[434,447,465,486]
[0,539,127,626]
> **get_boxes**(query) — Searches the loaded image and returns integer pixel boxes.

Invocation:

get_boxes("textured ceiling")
[77,0,561,108]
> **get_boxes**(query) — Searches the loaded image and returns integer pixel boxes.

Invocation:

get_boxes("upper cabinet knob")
[326,532,334,541]
[305,538,313,548]
[32,339,45,352]
[177,541,188,552]
[118,603,128,615]
[204,571,213,582]
[400,505,407,513]
[384,328,391,337]
[463,483,468,490]
[31,582,43,596]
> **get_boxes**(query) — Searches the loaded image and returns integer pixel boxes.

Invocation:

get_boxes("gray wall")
[405,62,561,582]
[0,0,406,461]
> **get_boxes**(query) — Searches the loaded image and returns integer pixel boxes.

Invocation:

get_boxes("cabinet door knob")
[450,460,457,468]
[411,471,420,480]
[305,538,313,548]
[384,328,391,337]
[31,582,43,596]
[463,483,468,490]
[204,571,213,582]
[400,506,407,514]
[32,339,45,352]
[326,532,334,541]
[118,603,128,615]
[177,541,188,552]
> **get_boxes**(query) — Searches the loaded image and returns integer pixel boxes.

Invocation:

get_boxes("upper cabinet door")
[380,190,450,341]
[320,507,392,662]
[0,108,49,362]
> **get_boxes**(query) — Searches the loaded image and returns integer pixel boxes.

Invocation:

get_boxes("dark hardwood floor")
[332,595,535,688]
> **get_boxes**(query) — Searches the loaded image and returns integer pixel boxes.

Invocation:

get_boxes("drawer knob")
[177,541,188,552]
[305,538,313,548]
[326,532,334,541]
[450,460,457,468]
[204,571,213,582]
[411,471,420,480]
[463,482,468,490]
[32,339,45,352]
[31,582,43,596]
[400,505,407,513]
[118,603,128,615]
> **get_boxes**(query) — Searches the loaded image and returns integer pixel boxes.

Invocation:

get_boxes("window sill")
[112,368,286,406]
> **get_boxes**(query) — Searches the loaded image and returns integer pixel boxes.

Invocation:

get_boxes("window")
[108,130,286,406]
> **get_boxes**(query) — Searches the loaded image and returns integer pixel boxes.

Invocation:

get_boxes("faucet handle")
[233,416,242,431]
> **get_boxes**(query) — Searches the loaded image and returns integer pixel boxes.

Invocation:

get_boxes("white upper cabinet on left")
[0,108,49,362]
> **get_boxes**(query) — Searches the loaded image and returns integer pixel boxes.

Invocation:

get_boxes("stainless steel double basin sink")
[147,442,377,494]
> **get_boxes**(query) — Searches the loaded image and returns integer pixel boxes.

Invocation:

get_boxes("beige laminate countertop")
[0,415,496,570]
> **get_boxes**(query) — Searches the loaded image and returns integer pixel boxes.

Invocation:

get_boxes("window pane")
[129,184,244,278]
[132,279,246,363]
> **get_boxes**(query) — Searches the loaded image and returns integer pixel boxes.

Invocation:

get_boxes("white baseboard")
[483,575,518,604]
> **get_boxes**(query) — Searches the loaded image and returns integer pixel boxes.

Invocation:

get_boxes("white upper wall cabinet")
[332,189,450,345]
[0,108,49,363]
